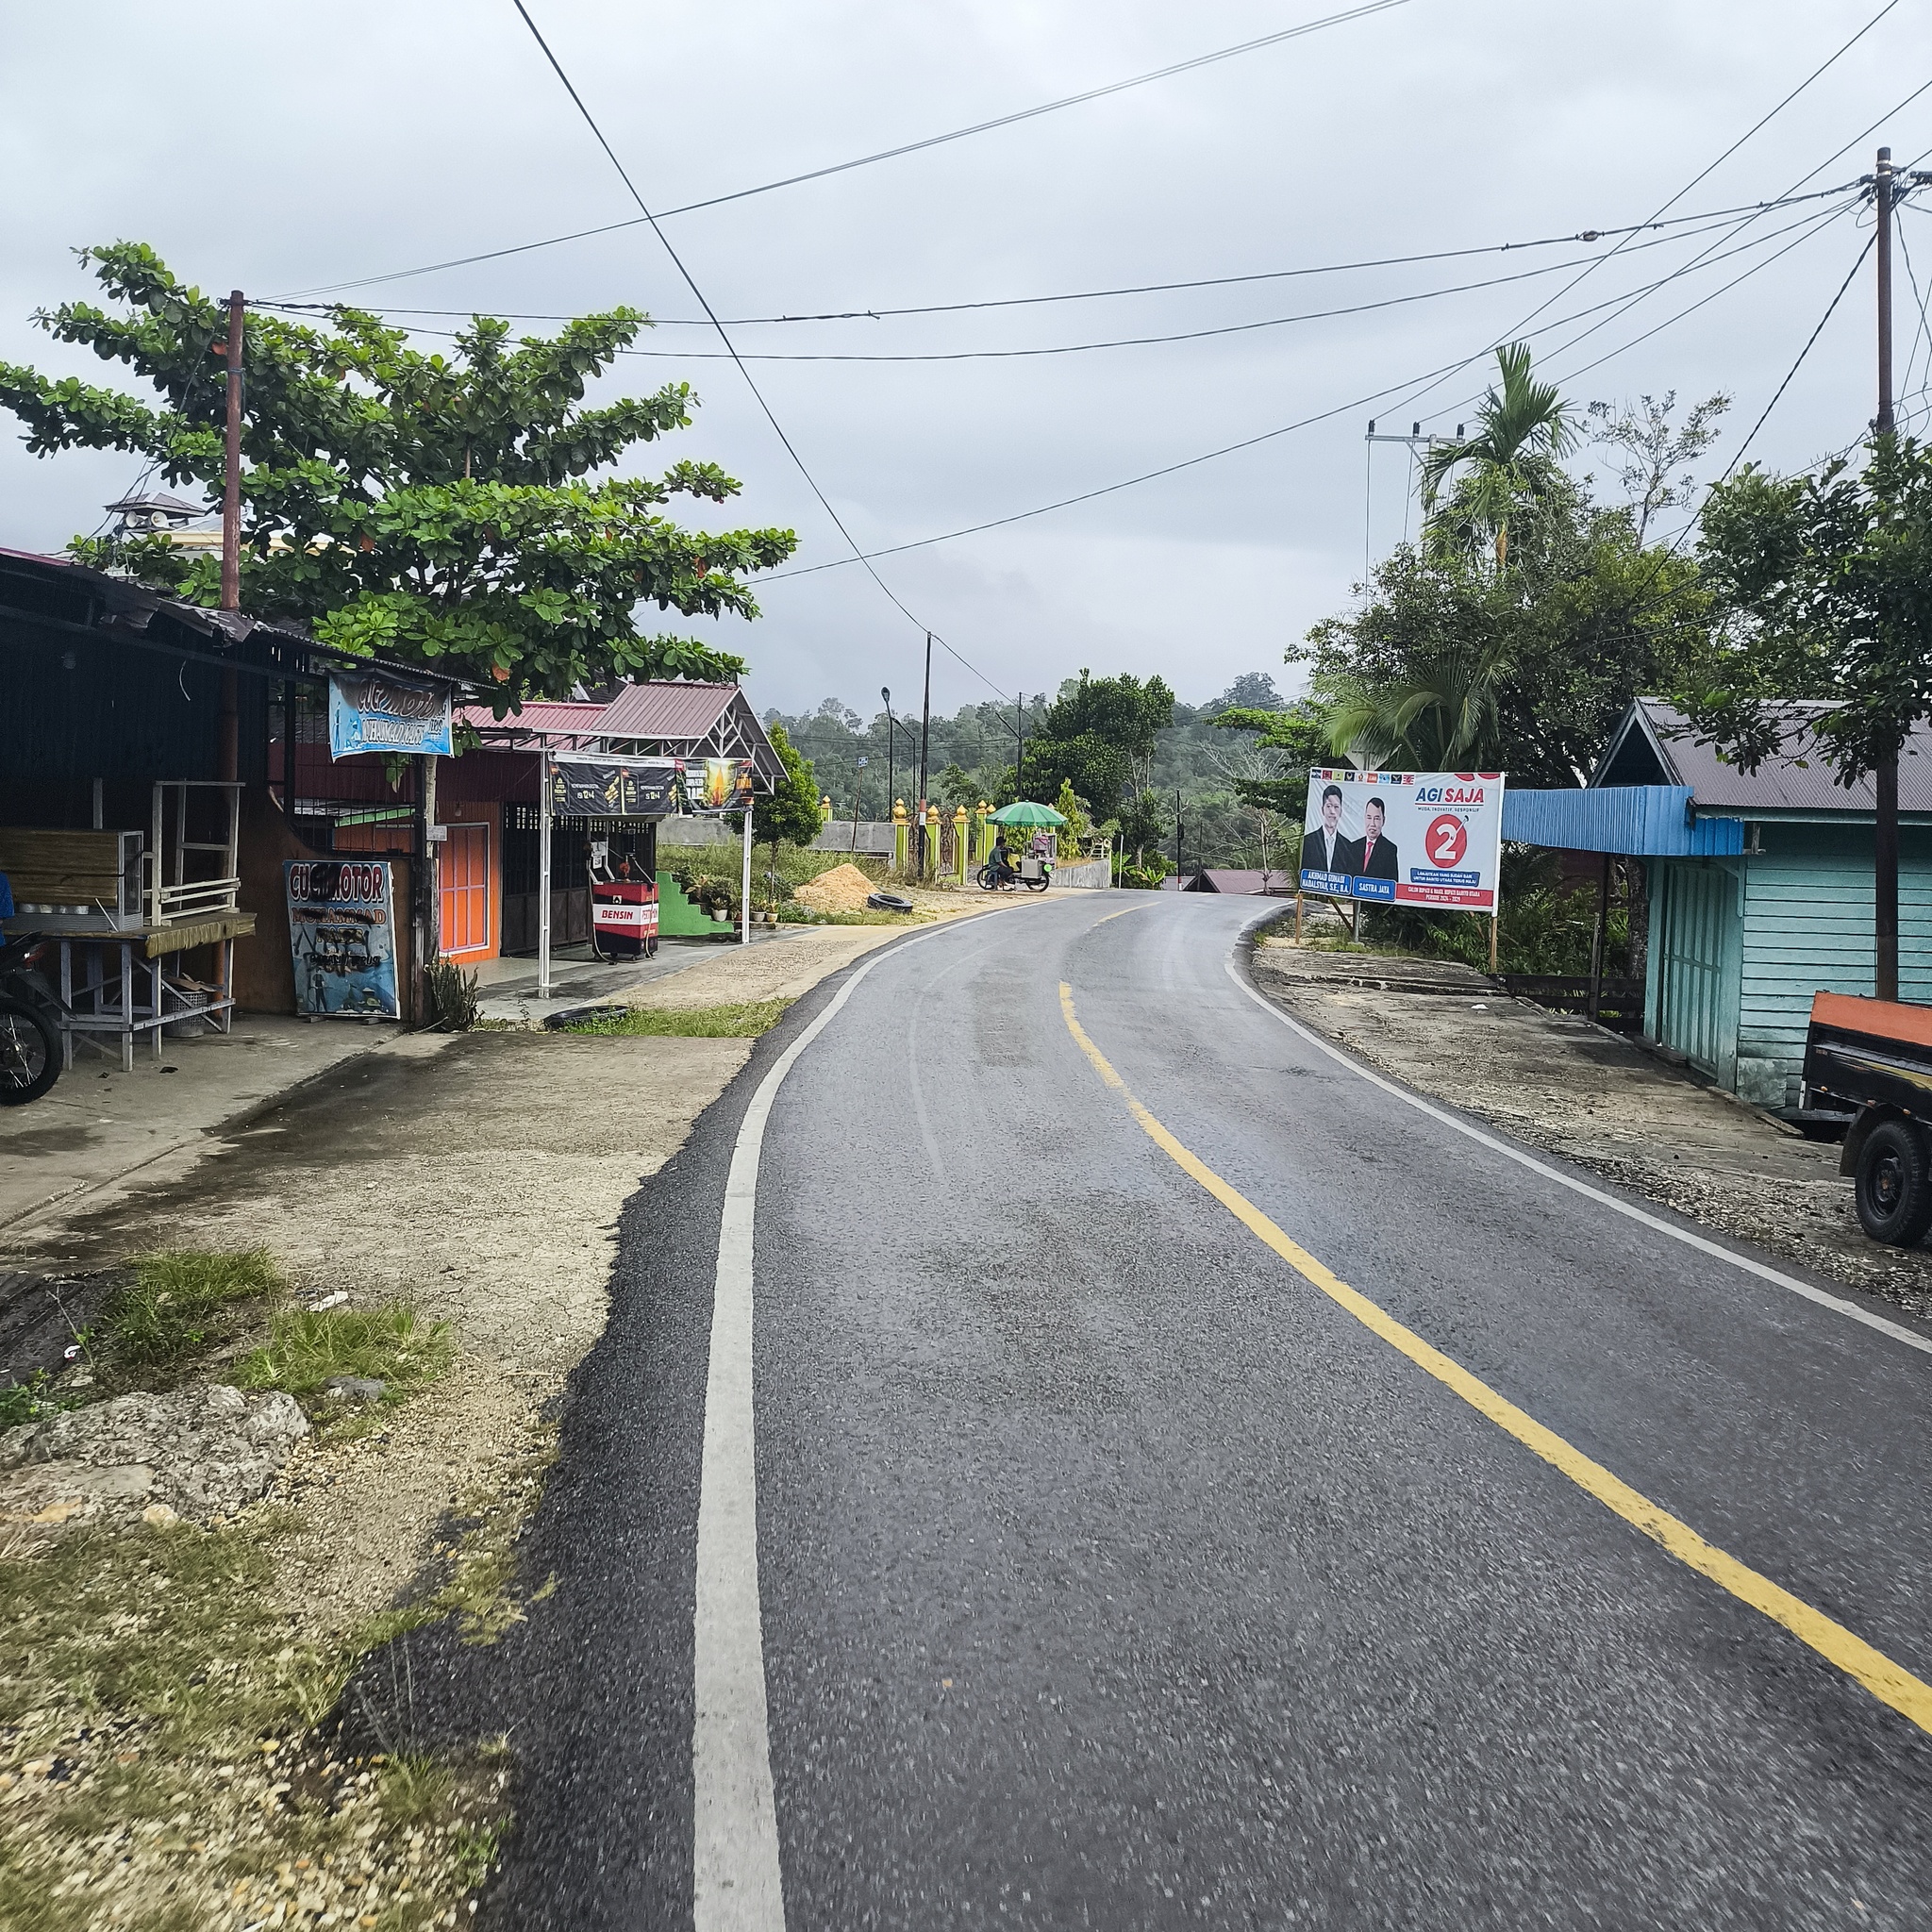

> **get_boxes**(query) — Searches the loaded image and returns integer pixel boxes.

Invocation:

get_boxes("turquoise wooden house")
[1503,699,1932,1111]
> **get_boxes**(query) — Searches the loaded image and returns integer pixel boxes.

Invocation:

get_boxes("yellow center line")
[1058,979,1932,1738]
[1091,900,1160,927]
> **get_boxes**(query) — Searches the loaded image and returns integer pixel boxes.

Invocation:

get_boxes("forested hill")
[761,671,1293,869]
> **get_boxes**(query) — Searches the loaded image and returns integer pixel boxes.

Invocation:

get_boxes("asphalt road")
[479,892,1932,1931]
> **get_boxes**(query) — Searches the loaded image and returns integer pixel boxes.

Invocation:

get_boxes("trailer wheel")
[1855,1118,1932,1246]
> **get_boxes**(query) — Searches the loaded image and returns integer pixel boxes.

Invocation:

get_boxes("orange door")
[440,824,491,957]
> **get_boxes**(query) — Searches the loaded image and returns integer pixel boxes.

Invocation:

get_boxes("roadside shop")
[0,547,468,1041]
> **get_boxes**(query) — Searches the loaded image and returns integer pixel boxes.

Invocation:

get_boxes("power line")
[1718,231,1878,487]
[509,0,1014,713]
[249,202,1846,382]
[1484,0,1901,352]
[254,188,1853,329]
[759,203,1862,582]
[287,0,1419,301]
[1365,3,1909,441]
[1547,199,1853,388]
[258,208,1846,367]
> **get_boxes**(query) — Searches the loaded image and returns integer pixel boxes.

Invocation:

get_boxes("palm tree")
[1420,341,1578,572]
[1324,637,1516,772]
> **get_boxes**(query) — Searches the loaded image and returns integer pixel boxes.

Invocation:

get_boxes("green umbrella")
[988,801,1067,826]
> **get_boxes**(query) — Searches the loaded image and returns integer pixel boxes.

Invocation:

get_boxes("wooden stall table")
[56,912,258,1074]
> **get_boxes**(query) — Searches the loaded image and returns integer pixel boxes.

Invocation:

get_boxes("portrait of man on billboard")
[1302,782,1350,875]
[1355,793,1398,880]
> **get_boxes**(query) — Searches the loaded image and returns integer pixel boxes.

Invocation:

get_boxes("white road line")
[692,912,1008,1930]
[1223,952,1932,1361]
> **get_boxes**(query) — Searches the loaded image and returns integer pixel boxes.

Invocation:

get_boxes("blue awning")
[1502,785,1743,856]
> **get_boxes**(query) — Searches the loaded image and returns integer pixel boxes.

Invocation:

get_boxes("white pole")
[538,749,553,998]
[741,804,752,945]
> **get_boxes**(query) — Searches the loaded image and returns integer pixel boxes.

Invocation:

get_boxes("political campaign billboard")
[1299,768,1506,911]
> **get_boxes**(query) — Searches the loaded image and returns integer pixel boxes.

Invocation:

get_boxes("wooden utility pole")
[916,635,932,878]
[216,289,244,782]
[1874,148,1900,1003]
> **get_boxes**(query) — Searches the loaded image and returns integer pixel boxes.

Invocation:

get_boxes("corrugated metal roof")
[456,700,607,742]
[597,680,740,740]
[1609,698,1932,814]
[1504,785,1744,856]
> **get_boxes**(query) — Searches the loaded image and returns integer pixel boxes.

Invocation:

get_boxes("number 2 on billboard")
[1426,814,1468,867]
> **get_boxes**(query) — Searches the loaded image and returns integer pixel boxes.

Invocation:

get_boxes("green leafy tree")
[1687,434,1932,999]
[1051,779,1092,859]
[1021,670,1175,811]
[1588,390,1729,542]
[1115,788,1168,864]
[752,722,823,850]
[1422,341,1579,572]
[1298,499,1710,787]
[0,242,796,705]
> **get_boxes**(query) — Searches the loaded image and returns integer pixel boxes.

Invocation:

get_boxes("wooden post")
[1294,891,1304,942]
[1489,911,1500,975]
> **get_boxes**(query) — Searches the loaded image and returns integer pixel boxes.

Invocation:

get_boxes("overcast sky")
[4,0,1926,721]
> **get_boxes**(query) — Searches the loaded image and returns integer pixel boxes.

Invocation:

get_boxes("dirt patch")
[1249,936,1932,1319]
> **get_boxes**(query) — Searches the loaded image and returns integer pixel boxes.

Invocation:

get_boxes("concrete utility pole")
[1874,148,1900,1004]
[217,290,244,782]
[881,688,894,828]
[916,635,932,878]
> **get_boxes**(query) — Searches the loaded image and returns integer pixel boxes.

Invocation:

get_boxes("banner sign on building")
[328,672,454,759]
[548,758,680,818]
[285,860,399,1017]
[682,758,756,813]
[1299,768,1507,910]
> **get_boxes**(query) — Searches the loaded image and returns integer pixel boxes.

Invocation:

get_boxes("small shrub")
[567,998,791,1039]
[0,1371,84,1428]
[425,956,482,1031]
[1117,864,1166,891]
[108,1247,283,1368]
[239,1304,453,1400]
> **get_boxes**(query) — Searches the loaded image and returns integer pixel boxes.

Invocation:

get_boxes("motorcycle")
[0,932,63,1106]
[976,853,1052,893]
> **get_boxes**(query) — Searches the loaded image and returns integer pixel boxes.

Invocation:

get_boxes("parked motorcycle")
[0,933,63,1106]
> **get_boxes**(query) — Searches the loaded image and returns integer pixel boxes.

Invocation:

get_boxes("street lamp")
[881,686,894,827]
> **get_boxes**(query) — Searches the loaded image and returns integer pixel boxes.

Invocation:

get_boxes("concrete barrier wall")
[1055,859,1111,891]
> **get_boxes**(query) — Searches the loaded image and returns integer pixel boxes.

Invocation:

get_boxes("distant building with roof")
[1502,697,1932,1110]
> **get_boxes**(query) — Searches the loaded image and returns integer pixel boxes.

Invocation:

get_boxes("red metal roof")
[595,681,741,740]
[456,700,607,743]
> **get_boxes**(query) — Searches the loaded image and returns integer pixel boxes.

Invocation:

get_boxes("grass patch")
[568,997,791,1038]
[0,1509,512,1925]
[105,1246,283,1370]
[239,1304,454,1402]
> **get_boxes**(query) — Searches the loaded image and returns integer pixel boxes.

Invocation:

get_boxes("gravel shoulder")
[1248,934,1932,1323]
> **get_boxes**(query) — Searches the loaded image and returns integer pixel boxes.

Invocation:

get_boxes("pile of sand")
[791,862,878,913]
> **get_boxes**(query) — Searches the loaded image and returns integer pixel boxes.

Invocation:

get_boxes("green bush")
[425,956,482,1030]
[239,1303,452,1400]
[108,1248,284,1368]
[1117,864,1166,891]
